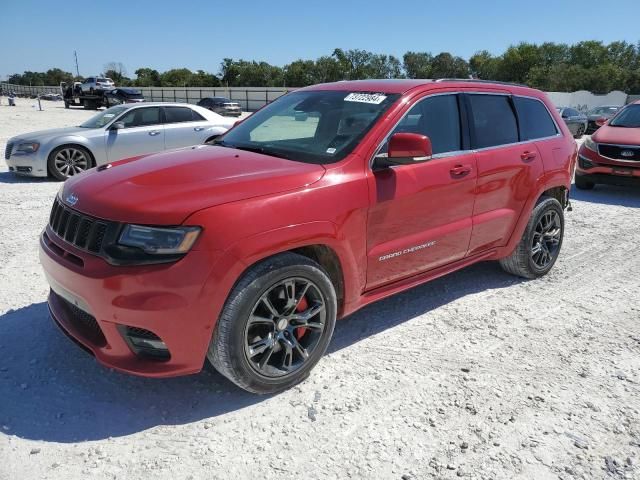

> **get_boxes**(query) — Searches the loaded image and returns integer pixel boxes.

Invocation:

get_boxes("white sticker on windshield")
[326,147,337,154]
[103,114,115,118]
[344,93,387,104]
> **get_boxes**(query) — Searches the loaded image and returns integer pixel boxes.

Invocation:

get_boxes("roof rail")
[434,78,529,88]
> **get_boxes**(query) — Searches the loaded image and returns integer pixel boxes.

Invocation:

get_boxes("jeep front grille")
[48,197,109,254]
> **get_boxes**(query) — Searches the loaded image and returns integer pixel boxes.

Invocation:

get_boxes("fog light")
[119,325,171,360]
[578,155,594,169]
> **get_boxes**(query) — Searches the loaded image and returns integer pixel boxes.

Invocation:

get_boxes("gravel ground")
[0,100,639,480]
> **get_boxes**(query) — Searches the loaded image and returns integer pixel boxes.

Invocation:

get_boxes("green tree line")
[6,41,640,93]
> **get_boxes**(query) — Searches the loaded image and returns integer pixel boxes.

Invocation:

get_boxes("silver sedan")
[5,102,236,180]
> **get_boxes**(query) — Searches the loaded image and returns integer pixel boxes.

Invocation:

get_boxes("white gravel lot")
[0,100,639,480]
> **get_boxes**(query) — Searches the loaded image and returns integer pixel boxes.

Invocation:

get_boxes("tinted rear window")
[468,95,519,148]
[164,107,198,123]
[514,97,558,140]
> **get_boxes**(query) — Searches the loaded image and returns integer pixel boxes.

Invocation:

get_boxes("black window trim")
[370,91,563,169]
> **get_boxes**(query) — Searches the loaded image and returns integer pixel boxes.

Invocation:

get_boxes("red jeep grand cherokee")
[40,79,576,393]
[576,100,640,189]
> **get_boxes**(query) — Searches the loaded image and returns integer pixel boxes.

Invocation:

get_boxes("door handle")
[450,165,471,177]
[520,151,537,161]
[194,126,205,132]
[148,130,161,136]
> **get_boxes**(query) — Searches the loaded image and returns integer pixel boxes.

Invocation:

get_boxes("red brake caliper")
[295,296,309,340]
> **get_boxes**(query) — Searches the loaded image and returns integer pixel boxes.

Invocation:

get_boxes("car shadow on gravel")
[571,183,640,208]
[0,263,521,443]
[328,261,522,352]
[0,172,56,184]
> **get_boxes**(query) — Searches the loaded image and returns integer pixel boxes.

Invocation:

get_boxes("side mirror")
[111,121,125,130]
[595,117,607,127]
[373,133,432,170]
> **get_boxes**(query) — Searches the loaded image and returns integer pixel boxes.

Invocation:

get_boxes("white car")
[80,76,115,94]
[5,103,236,180]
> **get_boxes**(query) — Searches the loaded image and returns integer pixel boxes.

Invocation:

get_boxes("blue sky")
[2,0,638,79]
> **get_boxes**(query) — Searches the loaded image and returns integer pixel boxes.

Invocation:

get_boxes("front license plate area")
[612,167,633,176]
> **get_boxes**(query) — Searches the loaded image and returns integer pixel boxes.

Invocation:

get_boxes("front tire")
[574,125,585,139]
[575,175,595,190]
[208,252,337,394]
[47,145,93,181]
[499,196,564,279]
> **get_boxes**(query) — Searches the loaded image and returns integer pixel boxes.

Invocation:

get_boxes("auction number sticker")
[344,92,387,104]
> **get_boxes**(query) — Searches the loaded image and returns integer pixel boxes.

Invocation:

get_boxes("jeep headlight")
[583,137,597,152]
[16,142,40,153]
[118,225,201,254]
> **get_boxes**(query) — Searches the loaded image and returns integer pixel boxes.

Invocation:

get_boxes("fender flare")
[198,221,363,330]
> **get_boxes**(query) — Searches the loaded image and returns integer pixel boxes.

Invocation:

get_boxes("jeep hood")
[61,145,326,224]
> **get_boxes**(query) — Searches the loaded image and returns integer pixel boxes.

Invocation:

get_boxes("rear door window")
[468,94,519,149]
[514,97,558,140]
[164,106,198,123]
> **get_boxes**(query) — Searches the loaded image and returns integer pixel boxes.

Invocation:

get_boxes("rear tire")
[208,252,337,394]
[575,175,595,190]
[499,196,564,279]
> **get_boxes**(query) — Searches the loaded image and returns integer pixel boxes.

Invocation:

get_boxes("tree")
[133,68,161,87]
[103,62,127,83]
[191,70,220,87]
[4,41,640,93]
[429,52,469,78]
[496,43,542,84]
[403,52,433,79]
[160,68,194,87]
[469,50,499,80]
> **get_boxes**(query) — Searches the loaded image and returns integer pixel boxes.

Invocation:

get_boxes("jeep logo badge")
[621,150,635,158]
[66,193,78,206]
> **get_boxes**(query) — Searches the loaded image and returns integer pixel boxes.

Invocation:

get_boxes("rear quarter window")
[514,97,558,140]
[468,95,519,149]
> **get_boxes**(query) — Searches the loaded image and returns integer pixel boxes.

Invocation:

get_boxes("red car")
[40,79,576,393]
[576,101,640,189]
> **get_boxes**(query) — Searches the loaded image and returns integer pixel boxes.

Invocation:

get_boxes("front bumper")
[40,226,218,377]
[576,146,640,187]
[5,151,48,177]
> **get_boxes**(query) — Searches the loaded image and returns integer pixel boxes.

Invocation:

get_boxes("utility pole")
[74,51,80,78]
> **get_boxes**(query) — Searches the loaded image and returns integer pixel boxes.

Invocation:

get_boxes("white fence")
[0,82,635,112]
[545,90,629,113]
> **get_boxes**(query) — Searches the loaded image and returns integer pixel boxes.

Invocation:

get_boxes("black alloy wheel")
[244,277,326,378]
[530,210,562,269]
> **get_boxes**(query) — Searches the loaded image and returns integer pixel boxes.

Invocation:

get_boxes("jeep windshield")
[609,104,640,128]
[216,90,400,164]
[79,105,128,128]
